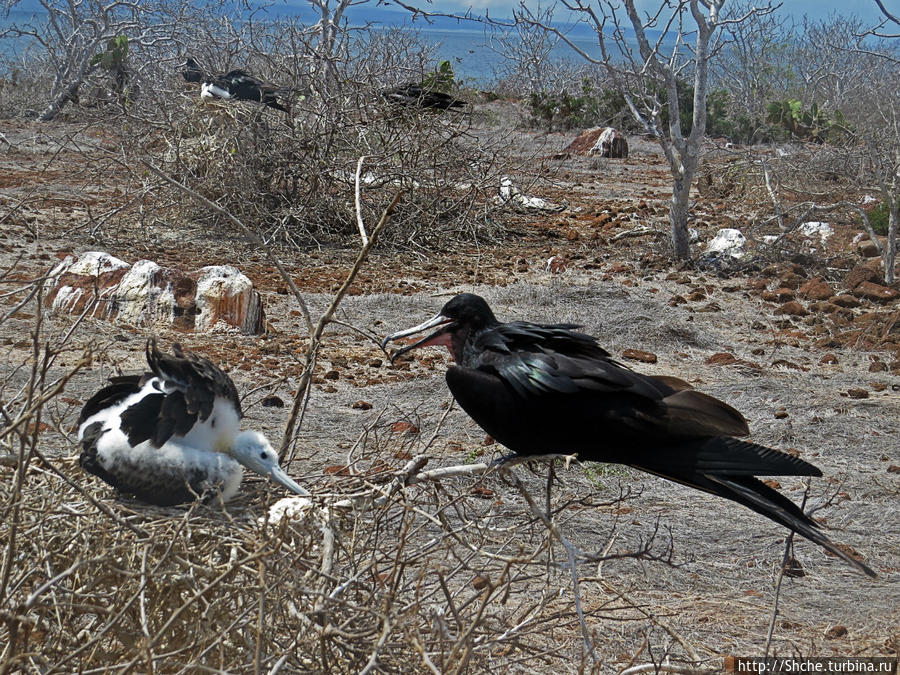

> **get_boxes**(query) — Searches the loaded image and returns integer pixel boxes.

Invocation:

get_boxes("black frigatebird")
[200,69,290,113]
[381,82,466,110]
[181,57,205,83]
[382,293,875,577]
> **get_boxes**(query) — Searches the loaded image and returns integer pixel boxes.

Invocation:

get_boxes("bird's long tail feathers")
[695,473,875,578]
[631,437,823,478]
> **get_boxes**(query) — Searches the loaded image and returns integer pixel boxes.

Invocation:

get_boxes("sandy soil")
[1,113,897,671]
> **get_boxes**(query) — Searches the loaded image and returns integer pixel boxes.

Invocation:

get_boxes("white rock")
[861,195,878,205]
[259,496,317,527]
[798,221,833,244]
[705,228,746,258]
[495,177,562,212]
[116,260,176,326]
[195,265,254,331]
[49,251,129,279]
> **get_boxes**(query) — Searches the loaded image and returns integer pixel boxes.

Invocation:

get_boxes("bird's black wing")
[146,339,241,421]
[107,339,242,449]
[77,375,143,426]
[468,320,750,440]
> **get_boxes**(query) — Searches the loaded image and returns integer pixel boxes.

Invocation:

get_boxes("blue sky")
[391,0,890,24]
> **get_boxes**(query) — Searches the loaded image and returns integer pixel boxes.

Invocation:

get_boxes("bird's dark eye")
[260,451,268,459]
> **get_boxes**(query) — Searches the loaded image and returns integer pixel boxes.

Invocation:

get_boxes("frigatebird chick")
[77,339,308,506]
[201,69,290,113]
[382,293,875,577]
[381,82,466,110]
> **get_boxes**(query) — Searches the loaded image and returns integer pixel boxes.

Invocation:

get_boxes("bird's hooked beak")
[233,433,311,497]
[264,464,311,497]
[381,312,454,363]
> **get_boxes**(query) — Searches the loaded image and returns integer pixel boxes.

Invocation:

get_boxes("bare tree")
[711,2,792,130]
[489,3,562,96]
[0,0,192,121]
[511,0,776,259]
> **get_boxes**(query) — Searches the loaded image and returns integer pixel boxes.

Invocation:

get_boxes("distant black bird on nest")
[200,69,291,113]
[180,57,205,83]
[381,82,466,110]
[382,293,876,577]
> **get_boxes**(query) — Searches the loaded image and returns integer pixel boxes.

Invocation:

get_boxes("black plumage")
[381,82,466,110]
[382,293,875,577]
[78,340,241,450]
[181,57,205,83]
[204,69,290,112]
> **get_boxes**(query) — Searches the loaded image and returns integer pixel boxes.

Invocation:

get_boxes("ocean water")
[375,25,610,86]
[0,3,665,87]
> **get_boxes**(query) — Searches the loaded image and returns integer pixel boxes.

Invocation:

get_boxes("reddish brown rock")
[45,251,265,334]
[825,626,848,640]
[746,278,768,291]
[390,421,419,434]
[858,240,880,258]
[854,281,900,303]
[687,288,707,301]
[819,353,838,365]
[831,294,861,308]
[846,388,869,399]
[706,352,738,366]
[589,127,629,158]
[778,272,804,290]
[762,288,795,302]
[622,348,658,364]
[798,277,833,301]
[844,262,881,290]
[775,301,810,316]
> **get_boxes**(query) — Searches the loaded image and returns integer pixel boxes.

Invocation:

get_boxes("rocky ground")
[1,112,898,671]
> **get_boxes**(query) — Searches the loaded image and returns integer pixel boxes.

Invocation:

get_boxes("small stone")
[831,294,862,309]
[778,273,803,290]
[261,395,285,408]
[774,301,809,316]
[844,262,881,290]
[351,400,373,410]
[472,575,490,590]
[368,358,383,368]
[706,352,738,366]
[854,281,900,303]
[762,288,795,302]
[622,348,658,364]
[774,409,789,419]
[825,626,848,640]
[858,240,880,257]
[846,388,869,399]
[798,277,833,301]
[390,421,419,434]
[687,288,707,301]
[869,360,887,372]
[887,465,900,474]
[323,370,340,380]
[783,556,806,578]
[819,353,838,365]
